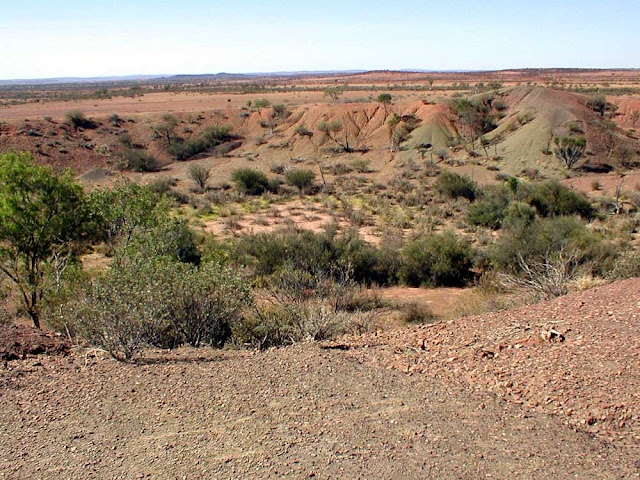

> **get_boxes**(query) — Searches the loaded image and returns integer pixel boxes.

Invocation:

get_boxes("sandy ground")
[0,90,429,123]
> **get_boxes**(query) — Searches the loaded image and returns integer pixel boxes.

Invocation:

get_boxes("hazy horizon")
[2,0,639,80]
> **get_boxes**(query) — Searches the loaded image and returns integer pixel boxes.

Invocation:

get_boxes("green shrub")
[434,171,477,201]
[285,169,315,193]
[523,180,595,219]
[64,255,250,359]
[167,124,232,161]
[66,259,174,360]
[90,182,199,266]
[501,201,537,231]
[65,110,94,129]
[467,186,511,229]
[231,168,269,195]
[119,148,160,172]
[488,215,609,274]
[164,262,252,347]
[399,232,475,287]
[228,227,400,286]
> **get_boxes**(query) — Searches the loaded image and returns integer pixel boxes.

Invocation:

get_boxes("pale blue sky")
[2,0,638,79]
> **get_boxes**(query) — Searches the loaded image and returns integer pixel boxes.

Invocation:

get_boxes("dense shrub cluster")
[468,180,596,229]
[228,227,401,286]
[118,148,160,172]
[62,259,251,360]
[434,172,477,201]
[231,168,270,195]
[167,125,232,161]
[233,269,381,349]
[399,232,475,287]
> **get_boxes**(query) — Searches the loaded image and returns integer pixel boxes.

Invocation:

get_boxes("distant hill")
[0,75,169,86]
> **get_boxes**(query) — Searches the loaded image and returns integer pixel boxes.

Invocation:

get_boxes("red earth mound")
[0,324,70,361]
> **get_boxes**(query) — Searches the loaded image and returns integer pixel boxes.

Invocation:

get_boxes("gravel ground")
[343,278,640,446]
[1,341,639,479]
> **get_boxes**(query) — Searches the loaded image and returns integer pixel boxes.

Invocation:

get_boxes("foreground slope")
[344,278,640,446]
[2,302,640,478]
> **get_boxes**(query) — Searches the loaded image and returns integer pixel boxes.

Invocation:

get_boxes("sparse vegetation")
[65,110,94,129]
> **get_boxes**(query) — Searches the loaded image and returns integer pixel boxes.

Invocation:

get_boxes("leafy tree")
[377,93,392,119]
[253,98,271,115]
[285,169,316,194]
[323,87,344,102]
[0,152,92,327]
[231,168,270,195]
[90,182,199,267]
[153,113,179,145]
[554,136,586,169]
[318,119,351,152]
[188,164,212,192]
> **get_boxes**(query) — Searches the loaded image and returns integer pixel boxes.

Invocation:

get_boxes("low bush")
[232,269,380,349]
[231,168,270,195]
[434,171,477,201]
[285,169,316,193]
[64,259,251,359]
[488,215,611,276]
[65,110,94,129]
[167,125,232,161]
[65,260,174,360]
[608,249,640,279]
[165,262,252,347]
[398,302,438,324]
[467,186,511,229]
[228,227,400,286]
[118,148,160,172]
[523,181,595,219]
[399,232,475,287]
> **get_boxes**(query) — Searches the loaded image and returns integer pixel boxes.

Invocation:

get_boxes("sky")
[1,0,639,79]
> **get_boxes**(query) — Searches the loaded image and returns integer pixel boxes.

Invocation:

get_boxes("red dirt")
[1,344,639,478]
[341,278,640,447]
[0,324,70,361]
[2,281,640,477]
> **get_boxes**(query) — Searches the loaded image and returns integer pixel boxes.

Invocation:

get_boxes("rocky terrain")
[1,279,640,479]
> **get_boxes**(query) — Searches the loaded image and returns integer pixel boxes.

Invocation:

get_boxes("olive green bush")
[434,172,477,201]
[399,232,475,287]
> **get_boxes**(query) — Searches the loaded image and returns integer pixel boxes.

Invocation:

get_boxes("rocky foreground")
[1,280,640,478]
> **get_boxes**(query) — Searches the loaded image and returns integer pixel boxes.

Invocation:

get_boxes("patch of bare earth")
[0,325,70,361]
[1,324,639,477]
[341,278,640,450]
